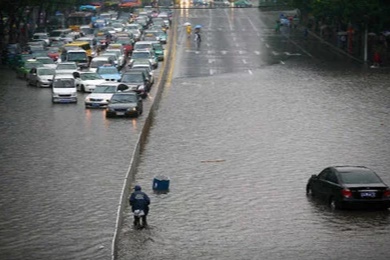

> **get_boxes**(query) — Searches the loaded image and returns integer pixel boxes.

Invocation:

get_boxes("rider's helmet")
[134,185,142,191]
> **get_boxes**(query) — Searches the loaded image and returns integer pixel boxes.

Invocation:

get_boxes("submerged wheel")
[306,184,315,197]
[329,197,342,210]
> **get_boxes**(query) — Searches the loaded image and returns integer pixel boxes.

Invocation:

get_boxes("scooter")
[133,209,147,229]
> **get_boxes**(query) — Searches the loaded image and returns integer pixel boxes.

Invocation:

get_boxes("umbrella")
[183,22,191,26]
[195,25,202,29]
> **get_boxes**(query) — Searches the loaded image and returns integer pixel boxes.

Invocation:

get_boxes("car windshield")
[33,35,48,40]
[121,73,143,83]
[53,79,74,88]
[48,47,59,53]
[57,64,77,70]
[111,94,138,103]
[153,44,163,51]
[67,52,87,61]
[32,50,49,57]
[135,44,151,50]
[132,52,150,59]
[37,68,55,76]
[93,85,117,93]
[105,51,120,57]
[80,73,102,80]
[112,23,123,28]
[339,169,383,184]
[36,58,54,64]
[50,31,63,37]
[98,67,118,74]
[25,62,43,69]
[116,38,131,44]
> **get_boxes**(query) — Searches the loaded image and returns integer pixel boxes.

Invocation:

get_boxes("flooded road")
[115,8,390,260]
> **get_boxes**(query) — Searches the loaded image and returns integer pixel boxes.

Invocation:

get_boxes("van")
[64,41,92,58]
[49,29,72,43]
[52,74,78,103]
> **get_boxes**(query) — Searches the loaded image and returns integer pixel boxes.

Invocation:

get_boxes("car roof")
[98,65,117,69]
[57,62,77,65]
[332,166,371,173]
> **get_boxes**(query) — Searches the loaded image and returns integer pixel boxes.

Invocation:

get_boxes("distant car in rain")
[306,166,390,210]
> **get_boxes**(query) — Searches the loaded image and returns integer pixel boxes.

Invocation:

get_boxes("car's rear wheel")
[306,184,315,197]
[329,197,342,210]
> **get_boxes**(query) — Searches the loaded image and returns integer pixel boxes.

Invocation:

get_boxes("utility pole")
[363,15,369,64]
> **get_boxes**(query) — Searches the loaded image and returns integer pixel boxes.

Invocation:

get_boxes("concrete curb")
[110,13,178,260]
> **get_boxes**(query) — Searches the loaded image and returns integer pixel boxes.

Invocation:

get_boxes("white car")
[129,50,158,69]
[52,74,77,103]
[103,49,126,68]
[73,71,107,92]
[89,56,115,72]
[35,57,57,69]
[32,33,50,46]
[84,82,130,108]
[27,67,55,88]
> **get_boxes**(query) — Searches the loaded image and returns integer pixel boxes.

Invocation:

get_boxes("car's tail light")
[342,189,352,198]
[383,189,390,198]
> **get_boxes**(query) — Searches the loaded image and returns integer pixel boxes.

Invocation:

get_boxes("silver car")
[27,67,55,88]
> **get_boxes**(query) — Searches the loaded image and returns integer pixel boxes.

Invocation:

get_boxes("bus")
[68,12,95,31]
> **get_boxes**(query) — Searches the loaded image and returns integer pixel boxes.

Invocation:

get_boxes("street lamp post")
[363,15,369,64]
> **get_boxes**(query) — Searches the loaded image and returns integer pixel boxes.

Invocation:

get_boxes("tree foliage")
[288,0,390,31]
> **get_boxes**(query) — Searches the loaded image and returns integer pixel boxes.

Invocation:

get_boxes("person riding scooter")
[129,185,150,228]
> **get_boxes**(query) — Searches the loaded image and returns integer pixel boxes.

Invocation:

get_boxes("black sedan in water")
[306,166,390,210]
[105,92,143,118]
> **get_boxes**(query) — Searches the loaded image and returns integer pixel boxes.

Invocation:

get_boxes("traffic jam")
[13,5,172,118]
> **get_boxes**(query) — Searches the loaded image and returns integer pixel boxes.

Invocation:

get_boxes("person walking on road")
[129,185,150,228]
[186,25,192,38]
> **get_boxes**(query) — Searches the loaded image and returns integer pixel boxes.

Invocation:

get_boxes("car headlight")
[106,107,115,112]
[52,93,60,97]
[85,97,90,102]
[127,106,137,111]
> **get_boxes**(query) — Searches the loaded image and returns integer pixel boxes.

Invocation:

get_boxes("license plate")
[361,192,376,198]
[92,103,100,107]
[116,112,125,116]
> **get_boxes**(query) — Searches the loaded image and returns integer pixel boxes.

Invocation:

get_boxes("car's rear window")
[339,169,382,184]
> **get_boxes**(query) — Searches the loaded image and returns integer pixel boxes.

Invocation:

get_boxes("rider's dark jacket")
[129,190,150,215]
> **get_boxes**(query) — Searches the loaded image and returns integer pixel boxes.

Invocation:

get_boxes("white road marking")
[236,43,239,47]
[280,60,285,64]
[221,50,228,55]
[289,39,314,58]
[238,50,244,54]
[265,43,270,48]
[272,51,279,56]
[254,51,260,55]
[247,16,259,32]
[248,70,253,75]
[210,69,214,75]
[242,59,247,64]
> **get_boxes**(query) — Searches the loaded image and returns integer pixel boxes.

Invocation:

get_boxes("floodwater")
[115,7,390,260]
